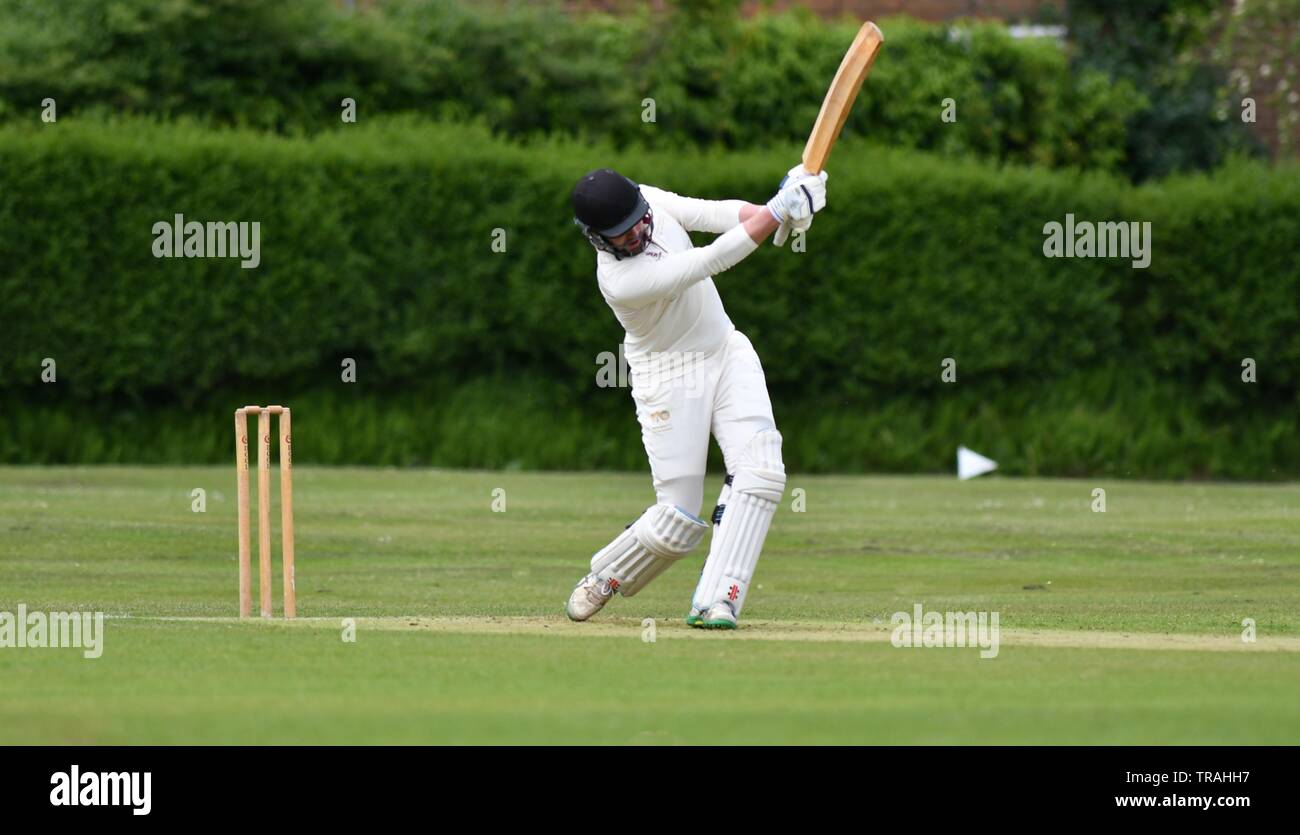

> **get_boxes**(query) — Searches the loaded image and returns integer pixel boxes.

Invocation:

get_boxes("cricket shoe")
[691,601,737,630]
[565,573,618,622]
[685,606,706,627]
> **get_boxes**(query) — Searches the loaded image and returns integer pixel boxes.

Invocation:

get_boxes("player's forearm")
[661,223,759,291]
[603,224,759,306]
[740,202,779,243]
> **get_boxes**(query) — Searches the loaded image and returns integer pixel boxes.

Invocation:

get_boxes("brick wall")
[571,0,1063,22]
[743,0,1062,21]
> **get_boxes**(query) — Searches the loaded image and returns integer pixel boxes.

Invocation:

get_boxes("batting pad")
[591,503,708,597]
[692,430,785,616]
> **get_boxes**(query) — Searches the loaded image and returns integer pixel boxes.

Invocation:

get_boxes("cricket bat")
[802,21,884,174]
[774,22,882,247]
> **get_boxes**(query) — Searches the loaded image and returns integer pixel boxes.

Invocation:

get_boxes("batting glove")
[768,169,828,246]
[774,164,807,246]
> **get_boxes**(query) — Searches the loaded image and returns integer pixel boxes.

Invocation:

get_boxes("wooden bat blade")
[802,21,883,174]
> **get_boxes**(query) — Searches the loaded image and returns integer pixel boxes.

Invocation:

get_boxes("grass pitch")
[1,466,1298,744]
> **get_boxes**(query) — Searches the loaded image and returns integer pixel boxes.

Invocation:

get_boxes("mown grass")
[1,467,1297,743]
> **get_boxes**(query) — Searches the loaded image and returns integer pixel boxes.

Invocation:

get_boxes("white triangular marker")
[957,446,997,480]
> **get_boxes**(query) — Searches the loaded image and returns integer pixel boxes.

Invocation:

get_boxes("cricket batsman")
[565,165,828,629]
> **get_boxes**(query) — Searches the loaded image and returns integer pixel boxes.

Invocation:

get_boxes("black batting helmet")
[572,169,653,259]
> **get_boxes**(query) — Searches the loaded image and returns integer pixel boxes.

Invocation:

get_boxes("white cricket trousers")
[631,329,777,518]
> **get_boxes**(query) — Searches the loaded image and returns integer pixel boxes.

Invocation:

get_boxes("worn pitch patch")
[122,615,1300,652]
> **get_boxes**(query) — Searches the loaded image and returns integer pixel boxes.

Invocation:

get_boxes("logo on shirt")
[645,409,672,433]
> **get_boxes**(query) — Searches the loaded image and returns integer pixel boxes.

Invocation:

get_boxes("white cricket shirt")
[595,186,757,385]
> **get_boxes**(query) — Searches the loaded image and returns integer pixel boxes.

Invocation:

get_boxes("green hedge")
[1,118,1297,477]
[0,0,1150,175]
